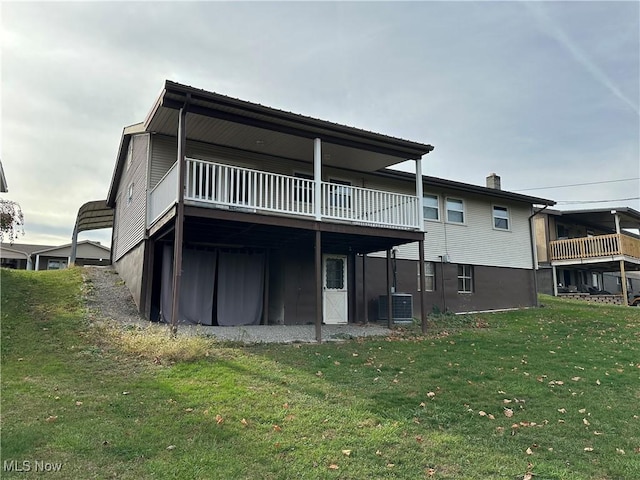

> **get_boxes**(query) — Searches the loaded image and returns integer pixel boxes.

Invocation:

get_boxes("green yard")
[2,268,639,479]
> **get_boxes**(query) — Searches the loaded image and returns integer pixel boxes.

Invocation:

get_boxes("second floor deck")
[148,158,421,231]
[549,233,640,264]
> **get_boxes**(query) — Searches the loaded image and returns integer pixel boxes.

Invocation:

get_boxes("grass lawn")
[2,268,639,479]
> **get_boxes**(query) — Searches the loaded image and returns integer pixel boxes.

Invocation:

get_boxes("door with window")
[323,255,348,324]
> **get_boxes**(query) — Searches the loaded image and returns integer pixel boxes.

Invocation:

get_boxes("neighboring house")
[603,271,640,298]
[107,80,434,336]
[363,172,555,316]
[533,207,640,303]
[0,241,111,270]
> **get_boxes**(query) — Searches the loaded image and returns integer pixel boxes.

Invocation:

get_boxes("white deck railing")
[148,162,178,225]
[148,158,420,230]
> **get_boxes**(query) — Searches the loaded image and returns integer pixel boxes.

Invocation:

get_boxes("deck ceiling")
[144,81,433,173]
[180,213,421,256]
[558,208,640,233]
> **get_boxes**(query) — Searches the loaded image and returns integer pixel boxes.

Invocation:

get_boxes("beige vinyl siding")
[113,134,149,262]
[376,195,535,270]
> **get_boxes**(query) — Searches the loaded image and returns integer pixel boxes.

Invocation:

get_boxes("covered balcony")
[148,159,420,231]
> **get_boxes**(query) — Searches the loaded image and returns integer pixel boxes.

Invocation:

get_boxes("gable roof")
[379,169,555,206]
[1,243,57,256]
[32,240,110,257]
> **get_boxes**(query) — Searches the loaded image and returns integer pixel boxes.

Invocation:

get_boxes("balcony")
[549,233,640,263]
[148,158,420,230]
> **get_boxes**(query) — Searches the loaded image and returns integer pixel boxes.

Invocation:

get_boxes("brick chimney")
[486,173,501,190]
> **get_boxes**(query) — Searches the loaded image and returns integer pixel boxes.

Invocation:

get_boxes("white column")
[612,210,628,304]
[35,255,40,271]
[314,138,322,221]
[415,157,424,231]
[552,265,558,296]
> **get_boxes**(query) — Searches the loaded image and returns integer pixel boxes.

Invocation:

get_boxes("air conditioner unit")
[378,294,413,323]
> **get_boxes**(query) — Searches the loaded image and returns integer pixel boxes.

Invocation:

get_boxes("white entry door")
[323,255,348,324]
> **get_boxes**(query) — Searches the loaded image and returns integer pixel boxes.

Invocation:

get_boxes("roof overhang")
[553,207,640,232]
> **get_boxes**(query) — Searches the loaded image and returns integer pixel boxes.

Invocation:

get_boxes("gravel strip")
[82,266,392,343]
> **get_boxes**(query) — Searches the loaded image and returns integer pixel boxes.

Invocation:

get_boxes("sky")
[1,1,639,247]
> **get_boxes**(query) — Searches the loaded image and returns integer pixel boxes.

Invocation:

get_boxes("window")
[328,178,352,209]
[48,259,67,270]
[325,258,345,289]
[127,182,134,206]
[294,172,313,203]
[493,206,510,230]
[457,264,473,293]
[423,195,439,221]
[446,198,465,223]
[417,261,436,291]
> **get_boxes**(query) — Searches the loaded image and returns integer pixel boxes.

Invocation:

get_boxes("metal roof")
[379,169,556,206]
[75,200,114,232]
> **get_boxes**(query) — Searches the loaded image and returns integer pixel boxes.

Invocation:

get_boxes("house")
[107,81,434,339]
[0,241,111,270]
[362,172,555,316]
[533,207,640,304]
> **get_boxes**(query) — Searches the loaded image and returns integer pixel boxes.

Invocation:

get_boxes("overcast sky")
[2,1,639,247]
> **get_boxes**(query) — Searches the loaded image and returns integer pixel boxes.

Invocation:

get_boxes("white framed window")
[423,194,439,221]
[457,264,473,293]
[48,259,67,270]
[492,206,510,230]
[293,172,313,203]
[127,182,134,206]
[417,261,436,291]
[446,198,465,224]
[328,178,352,209]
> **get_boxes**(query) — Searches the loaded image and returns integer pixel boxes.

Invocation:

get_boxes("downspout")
[528,204,549,306]
[170,94,191,335]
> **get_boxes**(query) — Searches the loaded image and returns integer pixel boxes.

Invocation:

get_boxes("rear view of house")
[107,81,434,338]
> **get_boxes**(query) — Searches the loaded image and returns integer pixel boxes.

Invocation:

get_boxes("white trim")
[422,193,440,222]
[492,205,511,231]
[445,197,465,224]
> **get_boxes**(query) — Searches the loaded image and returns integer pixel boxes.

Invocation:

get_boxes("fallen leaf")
[524,474,533,480]
[283,403,289,409]
[488,414,495,420]
[504,408,514,418]
[593,431,603,435]
[342,449,351,456]
[596,379,601,385]
[579,408,587,414]
[558,408,566,413]
[333,361,340,366]
[526,447,534,455]
[375,450,382,456]
[616,448,625,455]
[427,392,436,398]
[75,401,83,406]
[387,463,395,468]
[583,418,590,426]
[185,408,194,413]
[479,411,487,417]
[241,418,249,427]
[166,445,176,450]
[503,399,512,404]
[273,424,282,432]
[328,464,339,470]
[571,376,581,381]
[426,467,436,476]
[122,391,130,395]
[416,435,423,443]
[584,447,594,452]
[419,402,426,408]
[316,371,323,377]
[352,353,359,357]
[215,414,224,424]
[45,415,58,423]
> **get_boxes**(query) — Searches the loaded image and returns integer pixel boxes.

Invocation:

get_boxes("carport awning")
[75,200,114,232]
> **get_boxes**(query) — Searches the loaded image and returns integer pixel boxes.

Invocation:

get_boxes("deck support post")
[552,265,558,296]
[612,211,629,305]
[418,239,427,334]
[315,230,322,342]
[170,98,189,334]
[362,254,368,324]
[386,249,393,329]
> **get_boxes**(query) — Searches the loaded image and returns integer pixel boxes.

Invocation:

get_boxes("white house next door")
[323,255,348,324]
